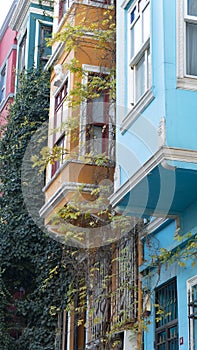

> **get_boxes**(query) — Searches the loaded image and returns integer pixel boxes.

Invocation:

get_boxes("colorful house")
[0,0,18,126]
[9,0,53,74]
[38,1,124,349]
[112,0,197,349]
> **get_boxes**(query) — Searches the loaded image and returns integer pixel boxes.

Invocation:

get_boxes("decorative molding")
[44,42,65,70]
[121,0,132,9]
[0,0,18,40]
[120,89,154,133]
[39,182,97,218]
[177,77,197,91]
[140,217,170,239]
[0,93,15,113]
[158,117,166,147]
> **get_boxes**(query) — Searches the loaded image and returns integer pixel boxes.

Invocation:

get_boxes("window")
[155,278,178,350]
[52,79,69,177]
[51,134,67,177]
[0,66,6,103]
[86,73,110,156]
[188,276,197,350]
[19,32,27,71]
[129,0,151,104]
[112,231,138,326]
[39,25,52,68]
[185,0,197,76]
[54,79,68,135]
[59,0,73,22]
[177,0,197,89]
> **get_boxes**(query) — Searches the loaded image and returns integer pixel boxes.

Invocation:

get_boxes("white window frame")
[187,275,197,350]
[128,0,151,105]
[120,0,153,132]
[0,64,7,104]
[34,20,53,68]
[177,0,197,90]
[79,64,114,158]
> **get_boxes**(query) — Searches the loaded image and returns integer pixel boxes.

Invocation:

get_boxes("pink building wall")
[0,2,17,124]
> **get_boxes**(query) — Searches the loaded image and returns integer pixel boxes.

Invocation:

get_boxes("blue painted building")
[9,0,53,74]
[111,0,197,348]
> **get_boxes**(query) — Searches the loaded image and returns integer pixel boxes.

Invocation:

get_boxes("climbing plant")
[0,69,70,350]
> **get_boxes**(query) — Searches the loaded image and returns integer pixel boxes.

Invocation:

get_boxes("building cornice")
[39,182,97,218]
[44,42,65,70]
[10,0,53,31]
[110,147,197,208]
[0,0,18,40]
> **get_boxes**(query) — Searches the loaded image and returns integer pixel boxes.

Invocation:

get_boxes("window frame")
[39,24,52,67]
[155,278,178,350]
[0,64,7,104]
[86,77,110,156]
[80,64,115,159]
[128,0,151,105]
[187,275,197,350]
[51,77,69,178]
[18,32,27,72]
[177,0,197,90]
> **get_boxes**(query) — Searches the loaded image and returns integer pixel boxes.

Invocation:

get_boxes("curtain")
[186,22,197,76]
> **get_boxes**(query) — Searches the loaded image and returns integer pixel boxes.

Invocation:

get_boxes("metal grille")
[155,278,178,350]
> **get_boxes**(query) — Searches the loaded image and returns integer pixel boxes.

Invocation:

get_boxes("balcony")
[40,159,114,222]
[110,146,197,218]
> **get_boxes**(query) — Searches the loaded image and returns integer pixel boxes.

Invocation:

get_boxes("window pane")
[89,125,103,154]
[186,22,197,76]
[135,54,145,101]
[168,326,178,350]
[147,47,151,89]
[130,6,137,24]
[188,0,197,16]
[131,17,142,58]
[142,2,150,43]
[157,330,166,349]
[0,67,6,102]
[40,26,52,67]
[91,94,105,123]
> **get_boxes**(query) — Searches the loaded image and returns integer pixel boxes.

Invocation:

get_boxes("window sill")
[120,88,154,133]
[177,77,197,91]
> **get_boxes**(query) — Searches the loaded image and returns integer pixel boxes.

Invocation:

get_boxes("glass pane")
[147,47,151,89]
[91,94,105,123]
[135,54,145,101]
[142,2,150,43]
[157,330,166,349]
[89,125,103,154]
[168,325,178,350]
[186,23,197,76]
[131,17,142,58]
[130,6,137,24]
[188,0,197,16]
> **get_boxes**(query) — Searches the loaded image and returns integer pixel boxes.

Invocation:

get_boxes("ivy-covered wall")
[0,69,69,350]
